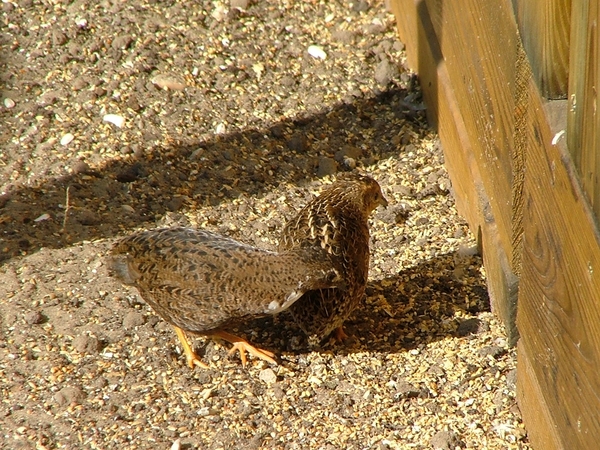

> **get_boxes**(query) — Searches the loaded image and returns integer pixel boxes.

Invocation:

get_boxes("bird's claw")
[334,326,349,342]
[227,341,276,367]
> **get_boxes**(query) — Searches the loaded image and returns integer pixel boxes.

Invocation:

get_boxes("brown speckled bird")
[108,227,343,368]
[278,173,388,346]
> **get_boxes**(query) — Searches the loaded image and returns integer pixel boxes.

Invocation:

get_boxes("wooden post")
[517,89,600,449]
[390,0,600,447]
[567,0,600,216]
[513,0,572,99]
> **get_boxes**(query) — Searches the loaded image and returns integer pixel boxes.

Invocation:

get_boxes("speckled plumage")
[279,173,388,345]
[109,227,343,367]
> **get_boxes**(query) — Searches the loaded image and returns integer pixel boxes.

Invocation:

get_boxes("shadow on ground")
[195,250,489,362]
[0,86,425,264]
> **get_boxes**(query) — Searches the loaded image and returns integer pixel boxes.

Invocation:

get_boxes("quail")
[279,173,387,346]
[109,227,343,368]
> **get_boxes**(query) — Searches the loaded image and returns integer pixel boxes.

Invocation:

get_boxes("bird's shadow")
[0,86,425,265]
[237,249,489,360]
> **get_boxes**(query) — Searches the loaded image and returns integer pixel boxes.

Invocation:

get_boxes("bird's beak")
[380,195,389,209]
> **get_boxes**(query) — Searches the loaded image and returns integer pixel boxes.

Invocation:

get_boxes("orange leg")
[211,330,276,366]
[173,326,209,369]
[333,326,349,342]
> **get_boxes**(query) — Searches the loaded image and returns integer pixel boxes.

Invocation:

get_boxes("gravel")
[0,0,528,449]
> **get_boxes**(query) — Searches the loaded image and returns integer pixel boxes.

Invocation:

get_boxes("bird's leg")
[333,326,348,342]
[172,326,209,369]
[211,330,276,367]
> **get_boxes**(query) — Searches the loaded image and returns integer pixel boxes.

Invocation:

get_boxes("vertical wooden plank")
[567,0,600,216]
[511,39,531,277]
[423,0,520,270]
[517,341,562,450]
[389,0,521,342]
[518,80,600,450]
[391,0,600,445]
[513,0,572,99]
[424,0,526,341]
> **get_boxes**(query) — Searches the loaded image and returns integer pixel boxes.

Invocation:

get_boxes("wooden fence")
[389,0,600,448]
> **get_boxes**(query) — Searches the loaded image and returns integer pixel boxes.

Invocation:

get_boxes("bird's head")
[335,172,388,216]
[361,175,388,214]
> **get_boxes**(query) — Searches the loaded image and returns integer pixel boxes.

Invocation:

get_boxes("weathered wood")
[518,82,600,449]
[516,340,562,450]
[435,60,520,345]
[511,40,530,277]
[389,0,521,343]
[422,0,521,271]
[390,0,600,447]
[513,0,571,99]
[567,0,600,217]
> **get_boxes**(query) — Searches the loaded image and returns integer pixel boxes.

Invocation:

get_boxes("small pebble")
[215,123,226,134]
[259,368,277,384]
[342,156,356,169]
[4,98,15,109]
[375,58,398,85]
[112,34,133,50]
[72,77,88,91]
[286,133,308,152]
[24,311,44,325]
[103,114,125,128]
[430,430,461,450]
[351,0,369,12]
[457,318,483,336]
[151,74,186,90]
[116,163,145,183]
[366,20,386,34]
[54,386,85,406]
[307,45,327,60]
[123,311,145,329]
[211,3,228,21]
[478,345,507,359]
[60,133,75,146]
[73,335,102,353]
[334,145,362,162]
[332,29,355,44]
[75,209,100,225]
[52,30,67,46]
[394,380,420,399]
[166,196,185,212]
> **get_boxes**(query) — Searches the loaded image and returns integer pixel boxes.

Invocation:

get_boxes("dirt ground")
[1,1,529,449]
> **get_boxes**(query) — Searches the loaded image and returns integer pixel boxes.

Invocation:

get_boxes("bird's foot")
[333,326,349,342]
[173,326,209,369]
[212,330,276,367]
[186,351,210,370]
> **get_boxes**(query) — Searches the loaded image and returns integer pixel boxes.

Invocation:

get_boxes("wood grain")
[390,0,600,446]
[517,340,562,450]
[567,0,600,217]
[389,0,521,342]
[422,0,521,270]
[514,0,571,99]
[518,79,600,449]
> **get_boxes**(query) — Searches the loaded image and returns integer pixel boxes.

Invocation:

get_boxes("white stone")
[308,45,327,60]
[103,114,125,128]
